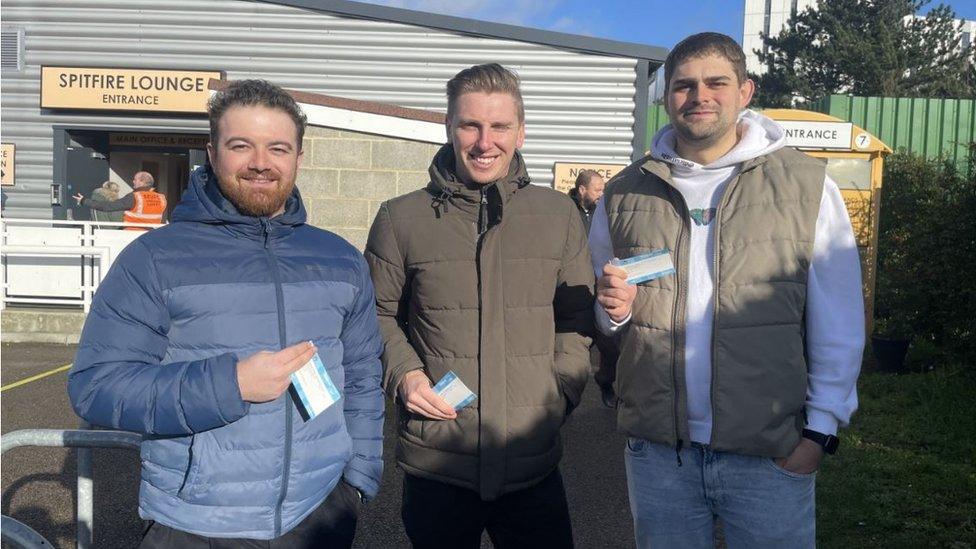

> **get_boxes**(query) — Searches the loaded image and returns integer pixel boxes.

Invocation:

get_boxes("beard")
[671,110,736,150]
[216,169,294,218]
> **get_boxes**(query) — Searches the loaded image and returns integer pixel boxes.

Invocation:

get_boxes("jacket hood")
[650,109,787,172]
[171,166,307,238]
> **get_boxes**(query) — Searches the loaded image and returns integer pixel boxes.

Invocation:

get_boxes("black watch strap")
[802,429,839,455]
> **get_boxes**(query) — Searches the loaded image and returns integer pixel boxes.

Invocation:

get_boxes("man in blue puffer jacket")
[68,79,384,548]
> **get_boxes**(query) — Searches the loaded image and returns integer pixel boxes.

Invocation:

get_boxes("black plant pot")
[871,336,911,373]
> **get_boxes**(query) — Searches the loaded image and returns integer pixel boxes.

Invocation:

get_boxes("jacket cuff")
[212,353,249,423]
[342,461,381,501]
[386,364,426,403]
[804,408,839,436]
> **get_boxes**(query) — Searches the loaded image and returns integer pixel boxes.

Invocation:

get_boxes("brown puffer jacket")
[365,145,594,500]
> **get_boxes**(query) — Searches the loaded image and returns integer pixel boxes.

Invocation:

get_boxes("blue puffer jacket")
[68,166,384,539]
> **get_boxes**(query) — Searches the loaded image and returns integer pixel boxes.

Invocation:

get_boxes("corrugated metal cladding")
[1,0,643,219]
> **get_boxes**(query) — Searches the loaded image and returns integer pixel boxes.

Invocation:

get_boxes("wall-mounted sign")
[1,143,15,186]
[778,120,854,150]
[41,67,222,114]
[109,133,209,149]
[552,162,627,194]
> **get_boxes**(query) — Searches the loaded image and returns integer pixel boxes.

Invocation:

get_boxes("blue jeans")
[624,439,815,549]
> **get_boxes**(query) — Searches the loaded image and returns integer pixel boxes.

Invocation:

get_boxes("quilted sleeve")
[364,202,426,400]
[68,240,248,436]
[339,254,385,500]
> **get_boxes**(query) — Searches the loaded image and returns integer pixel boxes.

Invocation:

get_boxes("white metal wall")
[1,0,641,219]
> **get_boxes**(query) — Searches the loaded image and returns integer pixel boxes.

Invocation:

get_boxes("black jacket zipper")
[262,219,292,537]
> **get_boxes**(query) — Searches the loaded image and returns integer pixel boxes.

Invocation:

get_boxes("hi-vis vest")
[124,190,167,230]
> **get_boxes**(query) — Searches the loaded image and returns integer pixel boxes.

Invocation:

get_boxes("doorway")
[60,129,208,221]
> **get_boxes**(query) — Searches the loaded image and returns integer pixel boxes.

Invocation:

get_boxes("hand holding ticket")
[432,371,477,411]
[611,249,675,285]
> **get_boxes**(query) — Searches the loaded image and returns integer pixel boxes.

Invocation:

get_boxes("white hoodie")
[589,110,864,443]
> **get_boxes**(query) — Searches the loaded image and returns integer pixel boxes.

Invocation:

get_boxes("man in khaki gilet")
[589,32,864,548]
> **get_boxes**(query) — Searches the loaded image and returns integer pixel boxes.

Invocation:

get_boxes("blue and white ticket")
[290,352,341,421]
[612,249,676,285]
[432,371,477,411]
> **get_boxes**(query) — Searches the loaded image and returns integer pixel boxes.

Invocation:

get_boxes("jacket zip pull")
[675,439,684,467]
[478,189,488,235]
[261,219,272,249]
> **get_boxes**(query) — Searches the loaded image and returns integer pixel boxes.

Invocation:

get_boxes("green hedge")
[874,145,976,365]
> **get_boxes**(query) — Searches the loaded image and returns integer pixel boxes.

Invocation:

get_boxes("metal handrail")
[1,428,143,549]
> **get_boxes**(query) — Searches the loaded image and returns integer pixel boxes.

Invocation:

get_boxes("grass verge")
[818,366,976,548]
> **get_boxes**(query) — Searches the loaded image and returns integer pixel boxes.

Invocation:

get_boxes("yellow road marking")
[1,363,72,392]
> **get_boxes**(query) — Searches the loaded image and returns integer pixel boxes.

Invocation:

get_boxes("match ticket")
[612,249,676,285]
[290,352,341,421]
[432,371,477,411]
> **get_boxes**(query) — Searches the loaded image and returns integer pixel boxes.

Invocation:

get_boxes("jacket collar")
[425,144,531,217]
[639,153,768,186]
[171,166,307,241]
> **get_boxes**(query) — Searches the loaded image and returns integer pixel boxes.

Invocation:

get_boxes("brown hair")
[208,79,307,149]
[446,63,524,122]
[664,32,747,89]
[574,169,601,190]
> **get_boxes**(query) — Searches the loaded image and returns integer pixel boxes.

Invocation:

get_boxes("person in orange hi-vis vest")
[74,171,167,230]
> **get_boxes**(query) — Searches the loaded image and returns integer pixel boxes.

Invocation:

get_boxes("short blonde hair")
[446,63,524,122]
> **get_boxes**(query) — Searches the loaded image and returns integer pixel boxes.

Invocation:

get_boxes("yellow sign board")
[552,162,627,194]
[1,144,14,186]
[41,67,222,114]
[109,133,209,149]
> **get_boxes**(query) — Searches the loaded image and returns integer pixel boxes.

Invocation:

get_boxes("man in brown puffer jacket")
[365,63,594,549]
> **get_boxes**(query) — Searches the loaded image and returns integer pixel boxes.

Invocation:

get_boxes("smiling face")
[665,53,755,161]
[207,104,303,218]
[447,91,526,186]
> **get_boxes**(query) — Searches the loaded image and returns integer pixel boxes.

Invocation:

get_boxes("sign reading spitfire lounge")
[41,67,222,114]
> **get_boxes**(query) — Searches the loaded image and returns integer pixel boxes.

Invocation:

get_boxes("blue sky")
[357,0,976,49]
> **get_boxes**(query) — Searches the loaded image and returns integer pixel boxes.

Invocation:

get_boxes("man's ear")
[516,122,525,149]
[206,143,216,167]
[739,78,756,109]
[296,147,305,167]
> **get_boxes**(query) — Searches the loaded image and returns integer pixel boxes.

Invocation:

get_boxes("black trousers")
[401,469,574,549]
[592,331,620,391]
[139,480,360,549]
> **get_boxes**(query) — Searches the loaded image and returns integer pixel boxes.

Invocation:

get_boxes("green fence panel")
[814,94,975,169]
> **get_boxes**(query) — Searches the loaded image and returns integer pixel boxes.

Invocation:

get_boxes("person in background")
[74,171,166,230]
[568,169,605,232]
[568,169,618,407]
[89,180,123,224]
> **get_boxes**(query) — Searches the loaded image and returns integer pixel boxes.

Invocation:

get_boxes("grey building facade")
[0,0,666,220]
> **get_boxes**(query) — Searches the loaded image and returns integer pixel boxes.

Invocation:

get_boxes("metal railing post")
[1,428,143,549]
[77,421,94,549]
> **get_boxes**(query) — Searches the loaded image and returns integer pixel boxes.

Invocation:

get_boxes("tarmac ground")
[1,342,634,548]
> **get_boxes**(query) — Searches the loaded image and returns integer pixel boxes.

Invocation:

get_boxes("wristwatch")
[802,429,839,455]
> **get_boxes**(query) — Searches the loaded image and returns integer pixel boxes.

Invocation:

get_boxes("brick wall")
[298,126,443,250]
